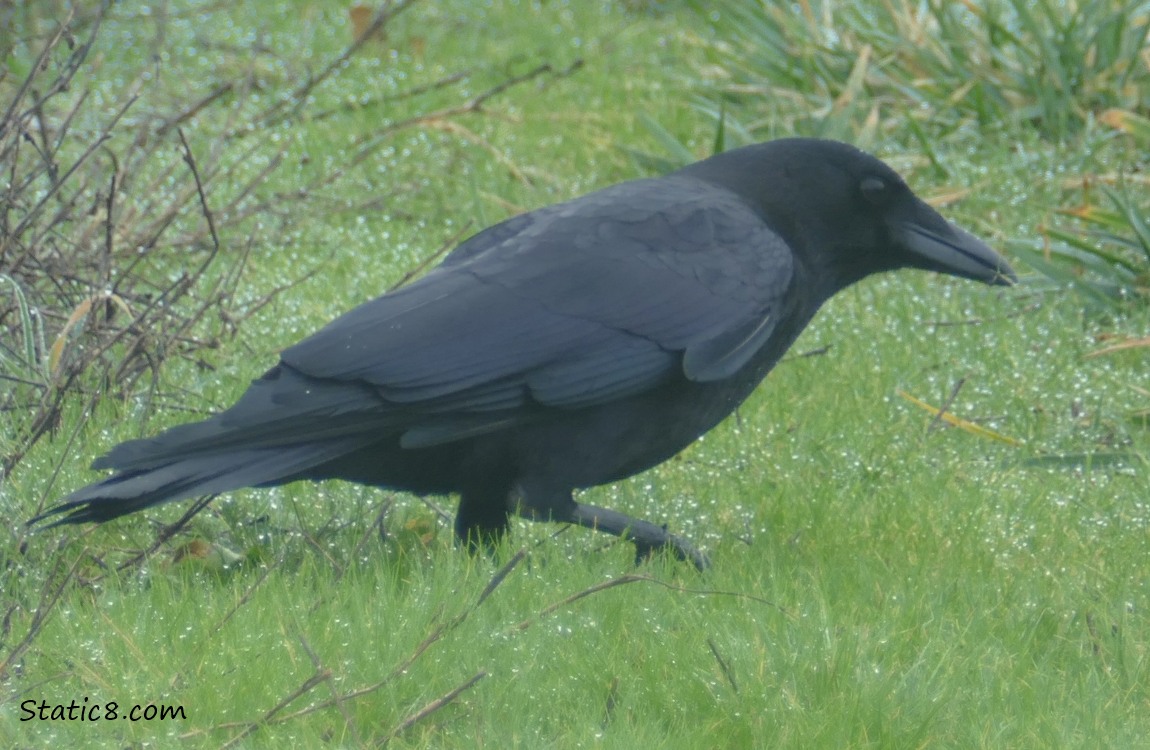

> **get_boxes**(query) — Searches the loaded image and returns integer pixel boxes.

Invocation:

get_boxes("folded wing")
[281,175,796,447]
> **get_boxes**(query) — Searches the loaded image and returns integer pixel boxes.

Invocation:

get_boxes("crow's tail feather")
[29,437,365,528]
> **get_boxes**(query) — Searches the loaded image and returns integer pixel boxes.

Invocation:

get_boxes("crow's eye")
[860,176,888,205]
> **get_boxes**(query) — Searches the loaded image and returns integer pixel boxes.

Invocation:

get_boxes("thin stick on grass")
[104,494,218,576]
[261,620,452,728]
[348,60,584,168]
[300,634,363,748]
[513,573,648,631]
[208,556,286,638]
[379,671,488,747]
[0,555,82,682]
[707,637,740,694]
[176,128,221,257]
[387,221,474,292]
[927,376,966,435]
[601,676,621,729]
[512,573,793,634]
[218,636,334,750]
[344,499,394,578]
[257,0,423,130]
[259,549,527,727]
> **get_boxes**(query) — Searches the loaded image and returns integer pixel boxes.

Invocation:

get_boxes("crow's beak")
[902,216,1017,287]
[897,197,1016,288]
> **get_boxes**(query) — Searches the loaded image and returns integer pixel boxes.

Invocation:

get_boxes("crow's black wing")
[282,175,795,447]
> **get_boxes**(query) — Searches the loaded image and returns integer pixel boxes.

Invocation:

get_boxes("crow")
[31,138,1015,569]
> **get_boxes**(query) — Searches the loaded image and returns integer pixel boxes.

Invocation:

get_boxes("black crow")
[31,139,1015,569]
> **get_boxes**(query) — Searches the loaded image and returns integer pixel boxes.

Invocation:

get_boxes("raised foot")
[567,502,709,571]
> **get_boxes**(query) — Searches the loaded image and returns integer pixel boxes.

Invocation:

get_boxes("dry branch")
[2,1,582,492]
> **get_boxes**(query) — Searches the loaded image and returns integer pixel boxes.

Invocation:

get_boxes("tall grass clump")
[690,0,1150,142]
[680,1,1149,305]
[1011,109,1150,308]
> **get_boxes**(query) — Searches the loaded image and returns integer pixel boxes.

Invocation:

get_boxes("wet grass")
[4,1,1149,747]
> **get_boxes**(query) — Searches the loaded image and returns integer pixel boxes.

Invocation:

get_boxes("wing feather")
[280,175,795,437]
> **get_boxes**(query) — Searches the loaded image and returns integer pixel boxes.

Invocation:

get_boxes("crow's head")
[680,138,1017,293]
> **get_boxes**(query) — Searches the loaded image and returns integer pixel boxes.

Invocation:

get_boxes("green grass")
[4,1,1149,747]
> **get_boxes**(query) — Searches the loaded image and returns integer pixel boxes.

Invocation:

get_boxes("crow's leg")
[455,487,511,554]
[565,502,709,571]
[512,482,708,570]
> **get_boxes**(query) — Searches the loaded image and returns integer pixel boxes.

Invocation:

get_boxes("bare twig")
[261,548,526,727]
[301,634,362,747]
[476,548,528,608]
[927,377,966,435]
[707,637,740,694]
[2,93,137,252]
[258,0,422,130]
[349,60,584,166]
[176,128,221,257]
[266,621,451,726]
[103,168,117,278]
[102,494,218,577]
[219,636,334,750]
[0,7,80,132]
[154,82,235,139]
[309,70,469,124]
[208,557,285,638]
[513,573,792,633]
[0,555,82,683]
[601,676,621,729]
[516,573,648,630]
[344,499,394,581]
[418,497,455,526]
[387,222,474,292]
[379,671,488,747]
